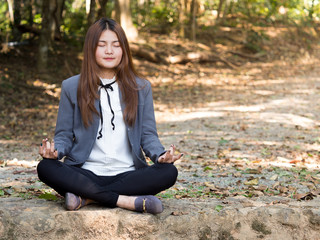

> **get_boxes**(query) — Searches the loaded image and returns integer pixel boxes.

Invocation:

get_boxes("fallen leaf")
[270,174,278,181]
[254,185,268,191]
[204,182,216,189]
[171,211,188,216]
[252,190,264,196]
[233,172,242,177]
[278,186,288,193]
[311,189,320,195]
[301,182,316,190]
[293,192,315,200]
[245,168,262,174]
[215,205,224,212]
[272,181,280,189]
[244,178,259,185]
[38,193,59,201]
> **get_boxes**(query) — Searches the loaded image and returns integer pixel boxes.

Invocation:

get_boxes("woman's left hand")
[158,144,183,164]
[39,138,58,159]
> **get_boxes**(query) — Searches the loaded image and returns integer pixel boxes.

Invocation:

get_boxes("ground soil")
[0,27,320,202]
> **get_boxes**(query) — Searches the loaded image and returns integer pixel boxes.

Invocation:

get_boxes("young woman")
[37,18,182,214]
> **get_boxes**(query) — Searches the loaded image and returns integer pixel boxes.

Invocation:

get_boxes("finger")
[42,139,46,148]
[46,140,50,150]
[172,153,184,162]
[169,144,175,155]
[53,150,58,159]
[38,144,43,156]
[50,140,55,153]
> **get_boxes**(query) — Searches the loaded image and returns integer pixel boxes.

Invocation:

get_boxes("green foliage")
[132,0,179,33]
[0,0,319,43]
[38,193,59,201]
[0,3,11,40]
[218,138,229,145]
[215,205,224,212]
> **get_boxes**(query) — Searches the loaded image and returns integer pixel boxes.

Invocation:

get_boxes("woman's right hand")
[39,138,58,159]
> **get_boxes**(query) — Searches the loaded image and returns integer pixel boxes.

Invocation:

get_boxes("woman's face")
[95,29,123,78]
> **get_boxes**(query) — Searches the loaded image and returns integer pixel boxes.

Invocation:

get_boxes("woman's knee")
[159,163,178,187]
[37,159,61,180]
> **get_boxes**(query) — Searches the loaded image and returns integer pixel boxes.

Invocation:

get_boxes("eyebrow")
[98,40,120,43]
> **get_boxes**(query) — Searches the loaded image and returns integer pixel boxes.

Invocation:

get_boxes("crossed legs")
[37,159,178,213]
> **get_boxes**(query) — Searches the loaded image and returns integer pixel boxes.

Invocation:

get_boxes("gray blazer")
[54,74,165,169]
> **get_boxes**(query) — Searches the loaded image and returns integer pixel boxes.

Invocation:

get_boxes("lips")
[103,58,114,61]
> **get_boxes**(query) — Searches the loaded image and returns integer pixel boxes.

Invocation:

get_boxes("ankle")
[116,195,137,211]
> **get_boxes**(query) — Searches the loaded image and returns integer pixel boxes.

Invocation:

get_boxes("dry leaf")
[301,182,316,190]
[171,211,188,216]
[255,185,268,191]
[270,174,278,181]
[278,186,288,193]
[293,192,315,200]
[272,181,280,188]
[245,168,262,174]
[204,182,216,189]
[244,178,259,185]
[233,172,242,177]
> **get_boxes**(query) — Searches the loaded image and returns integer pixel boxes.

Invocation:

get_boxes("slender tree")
[115,0,138,41]
[87,0,96,28]
[7,0,22,41]
[190,0,197,41]
[54,0,65,40]
[97,0,109,19]
[37,0,56,72]
[178,0,186,38]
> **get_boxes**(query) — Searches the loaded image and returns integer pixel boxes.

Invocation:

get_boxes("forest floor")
[0,26,320,204]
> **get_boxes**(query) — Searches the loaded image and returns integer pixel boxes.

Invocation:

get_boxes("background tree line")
[1,0,319,71]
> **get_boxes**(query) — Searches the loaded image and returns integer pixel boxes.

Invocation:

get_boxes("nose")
[105,44,113,54]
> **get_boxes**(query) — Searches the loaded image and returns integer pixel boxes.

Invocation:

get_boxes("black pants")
[37,159,178,208]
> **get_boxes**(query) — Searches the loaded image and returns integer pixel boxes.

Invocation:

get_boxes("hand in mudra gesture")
[158,144,183,164]
[39,138,58,159]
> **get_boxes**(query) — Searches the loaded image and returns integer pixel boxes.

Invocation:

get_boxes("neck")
[99,69,115,79]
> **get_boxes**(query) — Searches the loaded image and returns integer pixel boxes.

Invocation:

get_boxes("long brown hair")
[77,18,139,128]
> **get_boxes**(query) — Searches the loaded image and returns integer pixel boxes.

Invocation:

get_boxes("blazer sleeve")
[140,81,165,162]
[54,80,75,160]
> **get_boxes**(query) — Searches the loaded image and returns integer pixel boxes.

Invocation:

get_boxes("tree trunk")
[7,0,22,41]
[114,0,120,23]
[37,0,56,72]
[217,0,224,21]
[54,0,65,40]
[27,0,34,26]
[220,0,231,25]
[178,0,186,38]
[190,0,197,41]
[7,0,14,23]
[130,43,164,63]
[97,0,109,19]
[87,0,96,28]
[117,0,138,41]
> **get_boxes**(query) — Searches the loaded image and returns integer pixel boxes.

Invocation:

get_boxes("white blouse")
[81,77,135,176]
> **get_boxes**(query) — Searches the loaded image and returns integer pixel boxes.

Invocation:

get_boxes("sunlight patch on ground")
[249,79,286,86]
[259,112,319,129]
[218,105,266,112]
[29,80,61,98]
[252,90,276,96]
[156,110,226,123]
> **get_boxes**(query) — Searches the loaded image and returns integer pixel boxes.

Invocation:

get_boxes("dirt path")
[0,49,320,202]
[152,53,320,200]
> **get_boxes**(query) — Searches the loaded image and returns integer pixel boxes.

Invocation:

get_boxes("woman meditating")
[37,18,182,214]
